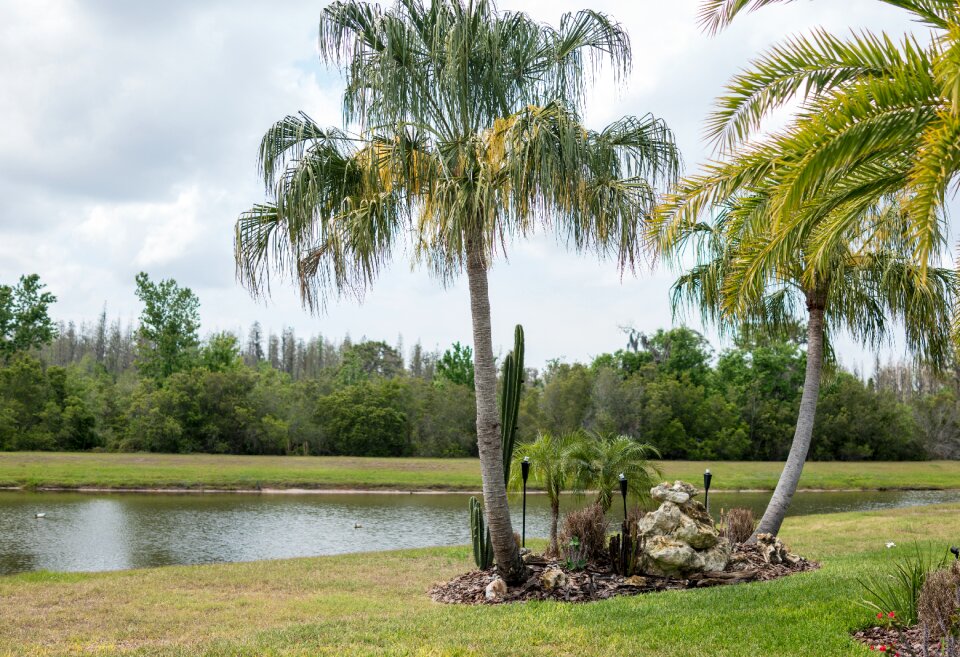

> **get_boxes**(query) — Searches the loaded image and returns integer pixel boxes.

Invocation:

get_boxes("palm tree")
[510,431,583,555]
[653,196,955,537]
[667,0,960,285]
[234,0,680,583]
[570,432,660,513]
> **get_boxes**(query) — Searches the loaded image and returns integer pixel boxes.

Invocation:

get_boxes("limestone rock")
[634,479,730,576]
[642,536,703,577]
[637,501,682,535]
[674,513,718,550]
[650,480,697,504]
[484,577,507,601]
[623,575,650,587]
[540,567,568,591]
[701,538,733,572]
[756,533,798,565]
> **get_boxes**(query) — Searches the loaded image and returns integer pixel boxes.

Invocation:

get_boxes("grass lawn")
[1,503,958,656]
[1,452,959,492]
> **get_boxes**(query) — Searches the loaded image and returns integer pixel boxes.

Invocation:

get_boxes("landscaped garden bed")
[434,480,819,604]
[429,541,819,604]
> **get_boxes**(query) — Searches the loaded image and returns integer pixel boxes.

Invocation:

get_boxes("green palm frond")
[698,0,954,35]
[237,0,679,314]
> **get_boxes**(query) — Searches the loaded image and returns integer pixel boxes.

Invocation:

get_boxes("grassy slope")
[1,452,959,491]
[1,503,957,656]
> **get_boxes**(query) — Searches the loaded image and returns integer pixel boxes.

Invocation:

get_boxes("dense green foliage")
[2,317,958,460]
[0,274,958,460]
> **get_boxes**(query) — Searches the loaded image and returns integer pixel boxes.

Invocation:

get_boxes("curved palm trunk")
[753,297,826,538]
[465,242,525,584]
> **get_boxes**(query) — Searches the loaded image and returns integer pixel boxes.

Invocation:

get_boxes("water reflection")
[1,488,957,575]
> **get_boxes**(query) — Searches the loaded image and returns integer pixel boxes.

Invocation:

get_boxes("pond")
[1,488,958,575]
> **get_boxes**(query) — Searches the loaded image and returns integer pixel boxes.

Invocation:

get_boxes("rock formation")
[636,480,731,577]
[755,533,800,565]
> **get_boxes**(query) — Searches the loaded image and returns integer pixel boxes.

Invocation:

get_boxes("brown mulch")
[428,543,820,605]
[853,626,939,655]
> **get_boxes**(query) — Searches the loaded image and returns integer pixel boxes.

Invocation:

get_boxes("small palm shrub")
[859,544,948,626]
[559,503,608,563]
[721,508,755,544]
[918,563,960,639]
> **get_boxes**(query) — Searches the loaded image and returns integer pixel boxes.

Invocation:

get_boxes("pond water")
[1,488,958,575]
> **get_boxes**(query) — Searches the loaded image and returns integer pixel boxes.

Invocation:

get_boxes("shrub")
[559,503,608,562]
[721,507,755,544]
[918,564,960,639]
[859,543,948,626]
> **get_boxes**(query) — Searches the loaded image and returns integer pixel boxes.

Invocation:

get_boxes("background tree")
[234,0,679,582]
[0,274,57,362]
[436,342,474,389]
[133,273,200,380]
[336,341,405,385]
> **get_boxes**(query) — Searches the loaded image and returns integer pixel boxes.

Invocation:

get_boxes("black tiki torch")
[521,456,530,547]
[619,473,628,521]
[703,469,713,514]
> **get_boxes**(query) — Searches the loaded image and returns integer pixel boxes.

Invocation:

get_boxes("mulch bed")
[853,625,957,655]
[429,543,820,605]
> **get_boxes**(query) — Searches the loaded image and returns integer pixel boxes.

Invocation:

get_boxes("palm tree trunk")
[753,296,826,538]
[465,240,525,584]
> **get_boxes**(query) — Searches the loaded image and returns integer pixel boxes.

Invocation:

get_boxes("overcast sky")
[0,0,938,370]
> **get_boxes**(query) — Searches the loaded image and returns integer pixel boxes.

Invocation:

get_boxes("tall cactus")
[500,324,524,484]
[469,495,493,569]
[468,325,525,569]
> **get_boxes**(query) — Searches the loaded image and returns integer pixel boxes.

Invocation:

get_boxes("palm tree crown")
[235,0,680,583]
[569,432,661,513]
[670,0,960,280]
[236,0,680,306]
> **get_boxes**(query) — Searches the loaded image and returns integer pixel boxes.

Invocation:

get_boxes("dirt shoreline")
[1,485,957,495]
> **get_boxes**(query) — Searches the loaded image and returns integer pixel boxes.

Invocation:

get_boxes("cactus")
[469,495,493,569]
[468,325,524,569]
[500,324,524,484]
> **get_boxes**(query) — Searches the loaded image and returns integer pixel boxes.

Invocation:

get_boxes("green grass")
[1,452,958,492]
[1,502,958,656]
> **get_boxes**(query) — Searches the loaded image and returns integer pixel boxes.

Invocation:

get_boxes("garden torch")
[619,473,628,521]
[703,469,713,514]
[521,456,530,547]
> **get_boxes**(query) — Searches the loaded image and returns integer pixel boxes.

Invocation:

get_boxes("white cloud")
[0,0,935,368]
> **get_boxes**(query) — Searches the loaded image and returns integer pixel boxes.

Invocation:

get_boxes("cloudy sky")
[0,0,938,369]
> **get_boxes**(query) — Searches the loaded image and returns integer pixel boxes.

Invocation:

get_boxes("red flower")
[879,646,887,652]
[877,612,883,619]
[888,611,895,619]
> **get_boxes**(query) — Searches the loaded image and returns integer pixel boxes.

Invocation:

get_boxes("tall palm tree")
[569,432,660,513]
[668,0,960,286]
[510,431,583,556]
[234,0,679,583]
[653,196,955,537]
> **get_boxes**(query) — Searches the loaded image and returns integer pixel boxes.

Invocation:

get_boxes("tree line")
[2,272,957,460]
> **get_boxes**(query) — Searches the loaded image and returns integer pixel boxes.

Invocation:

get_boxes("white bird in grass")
[886,542,896,549]
[34,513,46,519]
